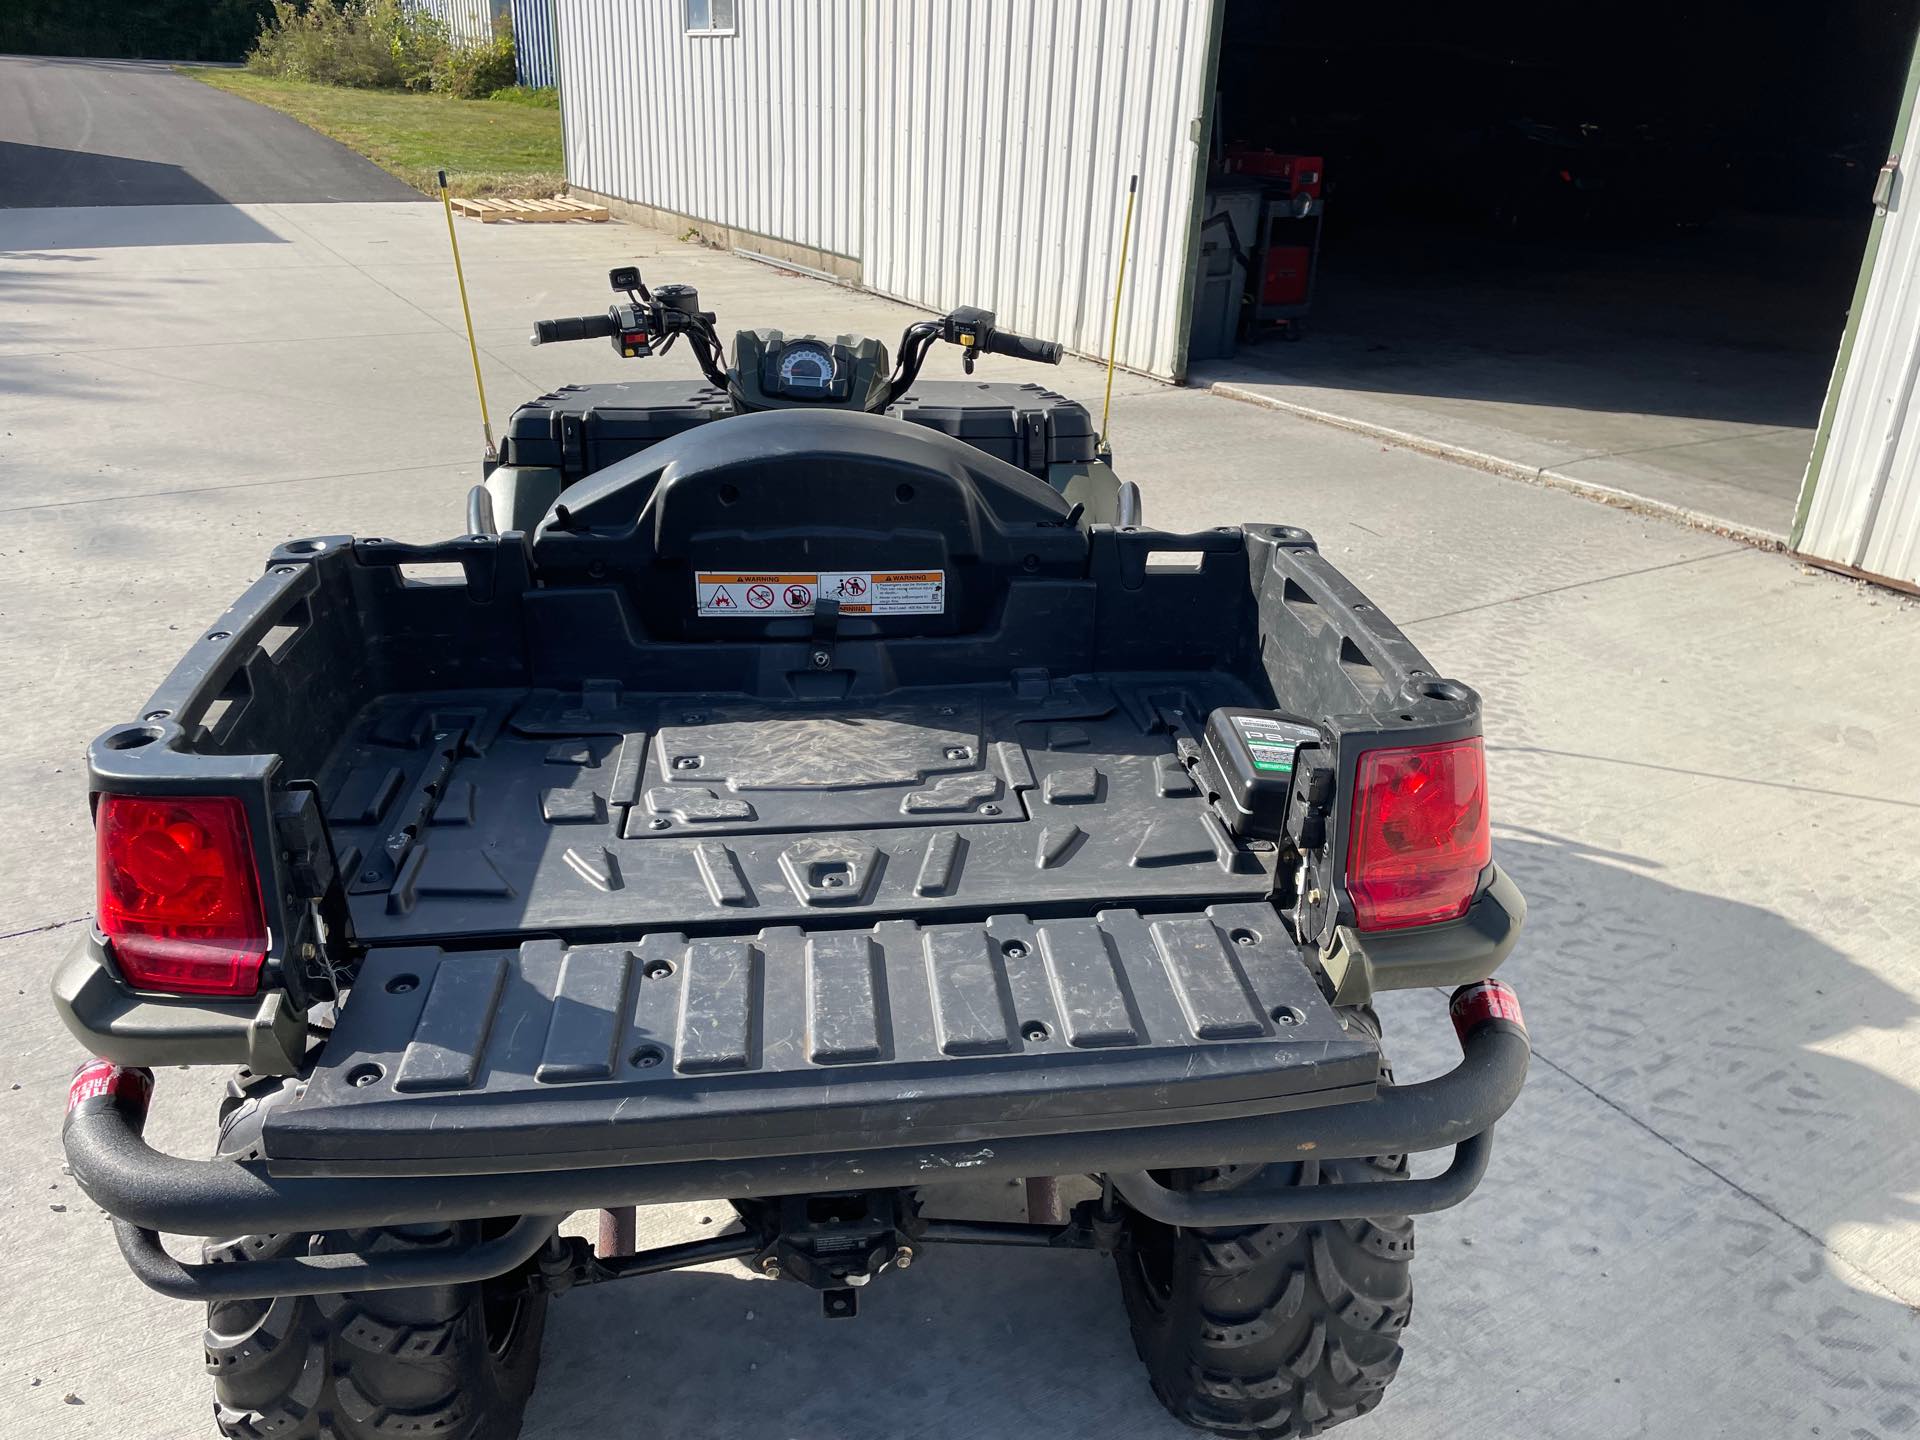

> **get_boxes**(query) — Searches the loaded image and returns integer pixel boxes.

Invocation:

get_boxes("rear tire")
[1114,1008,1413,1437]
[201,1223,547,1440]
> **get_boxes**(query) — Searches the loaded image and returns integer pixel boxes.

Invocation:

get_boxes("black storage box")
[891,381,1098,478]
[503,381,733,480]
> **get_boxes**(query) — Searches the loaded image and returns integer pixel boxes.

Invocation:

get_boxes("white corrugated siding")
[512,0,558,88]
[1797,44,1920,587]
[412,0,498,46]
[556,0,863,259]
[862,0,1216,380]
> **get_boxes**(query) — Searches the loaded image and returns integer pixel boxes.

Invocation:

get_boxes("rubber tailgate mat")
[265,903,1377,1176]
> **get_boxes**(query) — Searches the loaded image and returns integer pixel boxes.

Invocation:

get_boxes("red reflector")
[1450,980,1525,1042]
[96,794,267,996]
[1346,738,1491,931]
[66,1058,154,1117]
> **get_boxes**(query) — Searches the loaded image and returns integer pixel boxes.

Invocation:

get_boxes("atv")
[58,265,1528,1439]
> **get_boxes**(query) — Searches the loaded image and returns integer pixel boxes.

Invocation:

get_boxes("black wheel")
[198,1075,548,1438]
[202,1222,548,1440]
[1114,1009,1412,1438]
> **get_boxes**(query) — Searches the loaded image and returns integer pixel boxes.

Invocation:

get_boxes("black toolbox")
[503,379,1098,483]
[501,381,733,480]
[891,381,1099,477]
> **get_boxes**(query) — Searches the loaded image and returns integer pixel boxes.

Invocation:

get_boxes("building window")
[685,0,736,34]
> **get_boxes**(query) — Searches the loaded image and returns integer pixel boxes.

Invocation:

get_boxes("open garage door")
[1192,1,1920,545]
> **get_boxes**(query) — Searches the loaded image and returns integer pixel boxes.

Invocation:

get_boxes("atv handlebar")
[530,313,618,346]
[883,306,1064,404]
[530,288,731,389]
[984,328,1063,364]
[528,272,1061,408]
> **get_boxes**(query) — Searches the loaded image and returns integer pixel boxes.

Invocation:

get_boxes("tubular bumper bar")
[112,1213,567,1301]
[64,986,1527,1297]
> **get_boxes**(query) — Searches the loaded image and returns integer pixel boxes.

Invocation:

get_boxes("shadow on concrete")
[1492,828,1919,1255]
[522,1233,1159,1440]
[1216,212,1866,431]
[508,829,1918,1438]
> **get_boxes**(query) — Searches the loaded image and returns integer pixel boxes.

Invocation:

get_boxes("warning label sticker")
[696,570,945,618]
[1233,713,1317,774]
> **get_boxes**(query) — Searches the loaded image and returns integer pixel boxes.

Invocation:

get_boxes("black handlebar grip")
[530,312,618,346]
[986,329,1063,364]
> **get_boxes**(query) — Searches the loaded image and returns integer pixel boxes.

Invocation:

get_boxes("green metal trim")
[1793,27,1920,549]
[1167,0,1228,385]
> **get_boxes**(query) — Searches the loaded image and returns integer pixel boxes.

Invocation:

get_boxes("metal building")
[411,0,499,46]
[511,0,558,88]
[554,0,1219,381]
[550,1,1920,590]
[1794,42,1920,590]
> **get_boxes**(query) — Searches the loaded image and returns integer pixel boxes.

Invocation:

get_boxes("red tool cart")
[1222,148,1325,340]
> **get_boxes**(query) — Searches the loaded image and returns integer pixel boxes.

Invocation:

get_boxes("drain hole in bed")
[385,974,418,994]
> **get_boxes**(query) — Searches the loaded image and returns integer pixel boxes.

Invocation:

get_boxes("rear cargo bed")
[320,674,1272,945]
[84,418,1486,1154]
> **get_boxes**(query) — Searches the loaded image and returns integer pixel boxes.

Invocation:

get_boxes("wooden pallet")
[450,196,610,224]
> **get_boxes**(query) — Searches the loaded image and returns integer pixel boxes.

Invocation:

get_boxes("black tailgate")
[264,903,1376,1177]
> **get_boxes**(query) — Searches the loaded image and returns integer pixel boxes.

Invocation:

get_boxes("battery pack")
[1202,708,1321,837]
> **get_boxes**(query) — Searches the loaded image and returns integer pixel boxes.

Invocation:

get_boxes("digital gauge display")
[775,342,838,396]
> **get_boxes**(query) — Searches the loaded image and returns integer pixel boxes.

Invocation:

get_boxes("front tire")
[1115,1009,1413,1437]
[202,1223,547,1440]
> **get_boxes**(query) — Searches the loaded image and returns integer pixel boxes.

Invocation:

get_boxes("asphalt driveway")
[0,54,422,206]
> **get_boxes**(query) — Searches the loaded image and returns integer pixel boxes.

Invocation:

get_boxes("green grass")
[486,85,559,108]
[180,69,564,199]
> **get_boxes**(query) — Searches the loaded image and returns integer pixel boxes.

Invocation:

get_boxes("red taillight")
[95,794,267,996]
[1346,738,1491,931]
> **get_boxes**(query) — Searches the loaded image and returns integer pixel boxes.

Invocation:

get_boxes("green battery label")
[1233,714,1316,774]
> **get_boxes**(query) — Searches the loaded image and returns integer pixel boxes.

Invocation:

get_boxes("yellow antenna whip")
[1099,173,1139,452]
[438,169,496,459]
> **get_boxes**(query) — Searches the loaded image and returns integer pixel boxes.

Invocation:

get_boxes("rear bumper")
[64,987,1528,1296]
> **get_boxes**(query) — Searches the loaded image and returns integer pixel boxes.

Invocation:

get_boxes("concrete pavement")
[1193,213,1867,544]
[1,201,1916,1440]
[0,56,424,206]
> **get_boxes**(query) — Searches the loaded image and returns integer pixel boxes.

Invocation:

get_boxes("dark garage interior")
[1196,1,1920,535]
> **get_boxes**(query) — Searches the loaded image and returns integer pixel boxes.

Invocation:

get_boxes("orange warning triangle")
[711,586,736,608]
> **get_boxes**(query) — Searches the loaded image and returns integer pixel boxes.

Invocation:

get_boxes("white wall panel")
[412,0,498,46]
[862,0,1217,380]
[556,0,862,259]
[1797,40,1920,587]
[511,0,558,88]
